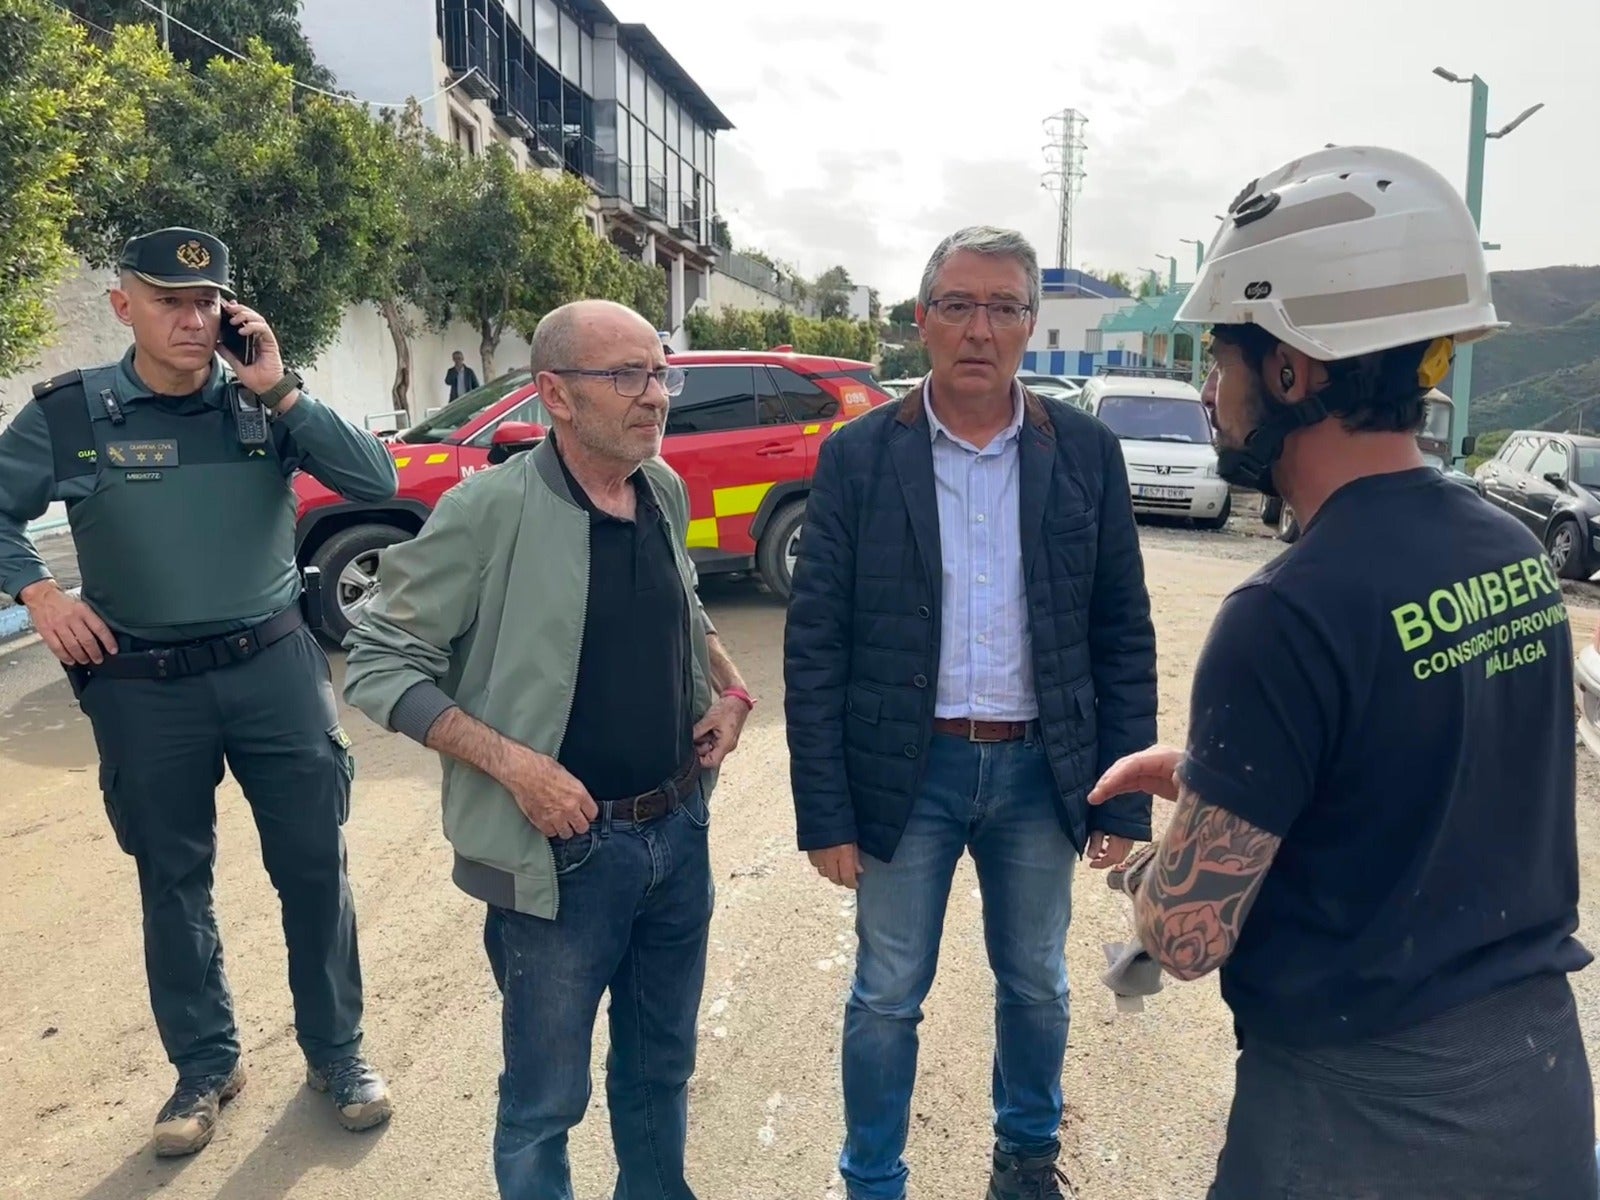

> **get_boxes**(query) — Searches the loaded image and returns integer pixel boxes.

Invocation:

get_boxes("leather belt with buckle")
[604,757,702,824]
[931,717,1033,743]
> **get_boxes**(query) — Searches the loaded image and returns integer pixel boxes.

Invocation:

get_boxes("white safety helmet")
[1176,146,1505,361]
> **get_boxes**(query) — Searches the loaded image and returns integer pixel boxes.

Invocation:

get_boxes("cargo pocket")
[98,764,135,857]
[327,724,355,825]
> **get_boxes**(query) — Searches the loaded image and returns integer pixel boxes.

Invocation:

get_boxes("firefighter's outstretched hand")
[1089,745,1185,805]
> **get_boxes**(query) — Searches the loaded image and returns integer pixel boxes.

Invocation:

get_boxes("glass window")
[649,133,663,176]
[754,366,789,426]
[533,0,557,66]
[559,11,578,81]
[648,77,665,136]
[513,0,529,32]
[1047,329,1060,349]
[398,371,535,443]
[1095,395,1213,444]
[1576,447,1600,488]
[1503,437,1539,472]
[666,366,759,435]
[630,118,645,182]
[666,97,679,153]
[580,30,593,90]
[630,56,645,111]
[615,47,628,104]
[1531,441,1571,481]
[765,365,839,422]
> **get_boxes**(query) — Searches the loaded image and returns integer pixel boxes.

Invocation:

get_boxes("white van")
[1079,375,1231,529]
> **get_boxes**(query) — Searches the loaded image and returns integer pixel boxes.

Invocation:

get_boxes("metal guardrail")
[364,410,408,434]
[712,249,815,311]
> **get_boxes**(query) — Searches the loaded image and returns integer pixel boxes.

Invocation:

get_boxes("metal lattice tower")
[1041,109,1088,271]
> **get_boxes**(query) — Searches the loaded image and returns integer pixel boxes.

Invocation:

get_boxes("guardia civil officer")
[1090,149,1596,1197]
[0,229,400,1156]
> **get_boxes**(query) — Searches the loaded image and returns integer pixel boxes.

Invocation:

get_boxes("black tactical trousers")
[79,624,363,1080]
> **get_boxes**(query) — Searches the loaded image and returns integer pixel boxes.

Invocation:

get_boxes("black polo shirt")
[554,441,692,800]
[1182,468,1590,1047]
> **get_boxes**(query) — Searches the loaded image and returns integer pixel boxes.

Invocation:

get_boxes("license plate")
[1133,485,1189,501]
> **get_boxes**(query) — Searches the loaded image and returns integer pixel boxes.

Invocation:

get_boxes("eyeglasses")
[550,365,686,398]
[926,298,1033,329]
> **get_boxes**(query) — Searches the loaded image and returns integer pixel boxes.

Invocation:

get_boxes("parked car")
[878,377,922,400]
[1078,375,1231,529]
[292,350,892,640]
[1474,430,1600,579]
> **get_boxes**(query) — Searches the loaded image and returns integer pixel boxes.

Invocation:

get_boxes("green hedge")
[684,306,876,362]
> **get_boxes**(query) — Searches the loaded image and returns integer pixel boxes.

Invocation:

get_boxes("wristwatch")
[258,370,303,410]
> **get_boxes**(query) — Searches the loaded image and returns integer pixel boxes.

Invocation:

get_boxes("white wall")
[1028,297,1136,356]
[0,259,531,437]
[705,272,796,314]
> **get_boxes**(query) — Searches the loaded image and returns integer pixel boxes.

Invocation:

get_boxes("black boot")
[151,1062,247,1157]
[985,1145,1075,1200]
[306,1055,393,1131]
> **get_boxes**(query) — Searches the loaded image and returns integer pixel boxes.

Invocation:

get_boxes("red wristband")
[722,686,755,711]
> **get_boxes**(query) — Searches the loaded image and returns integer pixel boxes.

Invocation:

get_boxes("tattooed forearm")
[1132,785,1281,981]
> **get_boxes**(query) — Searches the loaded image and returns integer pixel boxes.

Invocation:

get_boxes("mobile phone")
[219,316,256,365]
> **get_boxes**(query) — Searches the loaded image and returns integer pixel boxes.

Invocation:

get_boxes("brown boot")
[151,1063,246,1157]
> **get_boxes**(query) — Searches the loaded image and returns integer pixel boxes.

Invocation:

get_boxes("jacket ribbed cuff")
[390,681,457,745]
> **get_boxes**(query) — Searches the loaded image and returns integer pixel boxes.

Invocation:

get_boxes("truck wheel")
[756,501,806,600]
[1261,495,1283,527]
[309,524,412,642]
[1195,492,1232,531]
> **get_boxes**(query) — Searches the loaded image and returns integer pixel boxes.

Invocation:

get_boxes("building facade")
[1020,268,1145,376]
[299,0,733,333]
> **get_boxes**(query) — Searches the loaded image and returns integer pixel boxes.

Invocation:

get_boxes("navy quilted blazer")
[783,382,1159,862]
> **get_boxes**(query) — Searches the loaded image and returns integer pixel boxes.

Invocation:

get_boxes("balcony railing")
[493,60,536,136]
[676,198,704,243]
[440,2,500,102]
[644,170,667,219]
[587,146,620,197]
[530,99,564,165]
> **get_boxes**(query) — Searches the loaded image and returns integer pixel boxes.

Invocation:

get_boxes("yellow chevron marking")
[425,452,450,465]
[392,456,411,468]
[803,423,822,435]
[686,517,719,549]
[713,482,774,519]
[831,420,849,432]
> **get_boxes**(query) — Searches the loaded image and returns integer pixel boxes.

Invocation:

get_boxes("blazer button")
[913,673,928,688]
[916,605,931,619]
[904,743,919,758]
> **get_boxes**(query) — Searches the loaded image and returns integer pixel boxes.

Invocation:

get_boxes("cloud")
[1101,24,1178,70]
[1204,48,1293,94]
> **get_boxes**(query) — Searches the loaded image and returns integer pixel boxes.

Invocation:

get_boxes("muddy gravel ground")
[2,528,1599,1200]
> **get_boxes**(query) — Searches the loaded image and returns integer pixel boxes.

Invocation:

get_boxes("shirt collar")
[924,378,1025,451]
[118,346,226,407]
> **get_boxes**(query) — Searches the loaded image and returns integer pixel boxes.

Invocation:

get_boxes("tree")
[815,264,854,320]
[0,0,136,380]
[585,240,668,332]
[867,288,882,324]
[887,297,917,325]
[879,342,930,379]
[66,0,332,89]
[1137,272,1168,300]
[408,144,594,379]
[71,31,407,365]
[1099,270,1133,295]
[709,213,732,251]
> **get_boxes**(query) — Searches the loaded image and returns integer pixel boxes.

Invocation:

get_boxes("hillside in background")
[1467,266,1600,435]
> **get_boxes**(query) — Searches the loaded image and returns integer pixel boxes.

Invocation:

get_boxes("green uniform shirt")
[0,348,399,641]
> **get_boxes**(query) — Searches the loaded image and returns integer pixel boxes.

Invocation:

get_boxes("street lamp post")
[1433,66,1545,463]
[1153,255,1179,368]
[1178,239,1207,387]
[1178,237,1205,276]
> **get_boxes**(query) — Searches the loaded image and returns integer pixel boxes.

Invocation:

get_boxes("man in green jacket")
[343,299,753,1199]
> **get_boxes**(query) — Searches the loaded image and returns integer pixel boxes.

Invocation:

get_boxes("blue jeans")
[483,788,714,1200]
[841,732,1076,1200]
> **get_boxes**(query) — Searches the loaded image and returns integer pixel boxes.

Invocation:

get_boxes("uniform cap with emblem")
[118,227,235,297]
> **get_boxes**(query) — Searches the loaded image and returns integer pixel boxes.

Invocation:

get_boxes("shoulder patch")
[31,370,84,401]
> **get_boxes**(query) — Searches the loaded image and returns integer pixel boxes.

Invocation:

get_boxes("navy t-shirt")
[1183,468,1591,1046]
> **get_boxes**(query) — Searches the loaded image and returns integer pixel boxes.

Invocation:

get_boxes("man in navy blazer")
[784,226,1158,1200]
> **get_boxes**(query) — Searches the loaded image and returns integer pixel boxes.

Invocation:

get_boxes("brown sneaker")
[151,1063,246,1157]
[306,1056,392,1131]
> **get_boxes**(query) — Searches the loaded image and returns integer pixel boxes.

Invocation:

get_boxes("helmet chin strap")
[1216,395,1329,498]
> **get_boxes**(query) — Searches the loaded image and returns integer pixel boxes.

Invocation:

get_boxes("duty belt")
[79,606,304,684]
[601,757,702,825]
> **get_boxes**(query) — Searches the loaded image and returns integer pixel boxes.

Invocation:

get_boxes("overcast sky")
[619,0,1598,303]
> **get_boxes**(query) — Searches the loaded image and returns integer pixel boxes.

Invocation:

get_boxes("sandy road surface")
[3,539,1599,1200]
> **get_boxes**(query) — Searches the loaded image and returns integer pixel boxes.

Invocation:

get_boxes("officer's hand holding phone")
[218,303,298,412]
